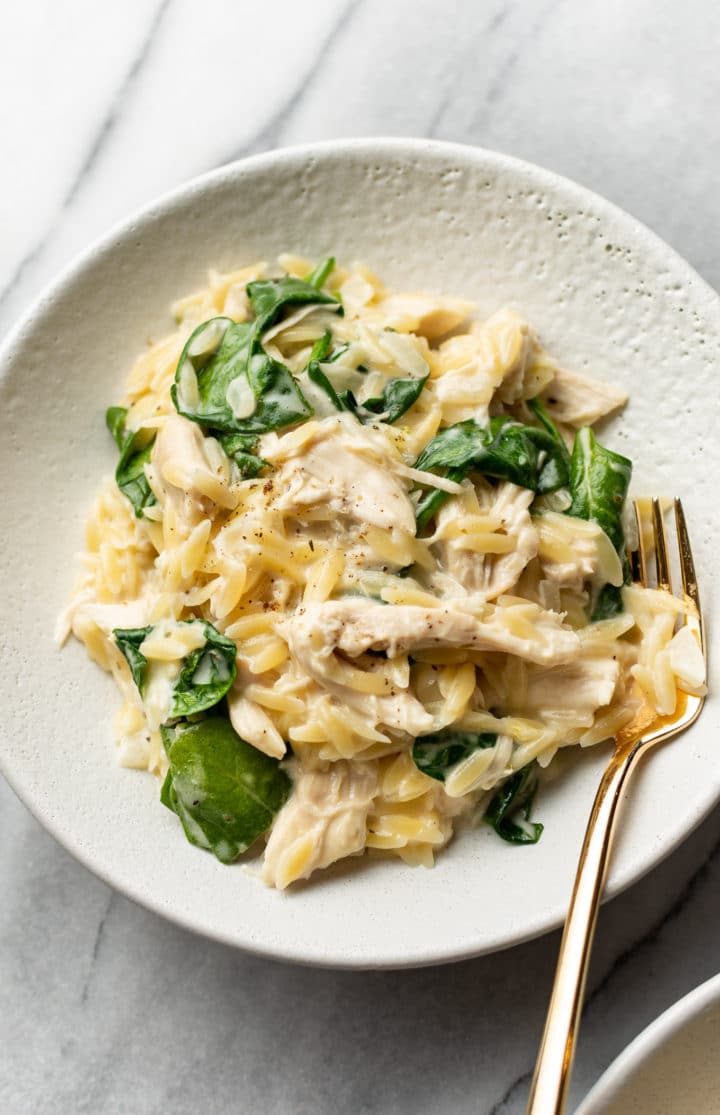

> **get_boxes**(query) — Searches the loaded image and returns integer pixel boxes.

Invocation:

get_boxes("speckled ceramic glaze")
[0,139,718,967]
[577,974,720,1114]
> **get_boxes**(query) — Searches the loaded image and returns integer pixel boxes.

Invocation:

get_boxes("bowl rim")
[3,135,719,364]
[1,136,719,967]
[576,972,720,1113]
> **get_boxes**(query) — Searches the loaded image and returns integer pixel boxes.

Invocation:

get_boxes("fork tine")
[630,499,648,586]
[674,498,702,616]
[652,498,672,593]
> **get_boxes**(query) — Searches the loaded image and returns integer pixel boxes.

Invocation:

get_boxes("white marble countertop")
[2,2,720,1112]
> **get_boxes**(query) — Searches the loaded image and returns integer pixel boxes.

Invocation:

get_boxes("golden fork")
[526,499,706,1115]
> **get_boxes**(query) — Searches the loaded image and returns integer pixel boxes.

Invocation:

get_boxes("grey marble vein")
[80,892,116,1005]
[218,0,365,166]
[0,0,172,314]
[479,0,563,111]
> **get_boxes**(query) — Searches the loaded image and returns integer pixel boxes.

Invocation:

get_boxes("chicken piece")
[262,760,379,888]
[366,292,474,339]
[541,367,628,426]
[227,688,286,759]
[537,511,623,595]
[262,415,416,533]
[281,597,578,667]
[488,311,539,405]
[279,601,434,736]
[152,415,237,519]
[71,598,149,638]
[434,482,538,599]
[511,651,620,725]
[433,309,539,423]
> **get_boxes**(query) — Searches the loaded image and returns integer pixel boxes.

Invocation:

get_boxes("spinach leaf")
[567,426,632,620]
[160,716,291,863]
[113,626,152,691]
[172,317,313,435]
[526,396,572,492]
[305,256,336,290]
[415,417,569,493]
[307,330,350,365]
[414,467,466,533]
[217,433,269,478]
[309,330,333,362]
[307,326,427,427]
[307,370,427,426]
[113,620,237,718]
[106,405,128,447]
[344,374,429,425]
[307,360,347,411]
[413,417,570,530]
[247,271,340,333]
[413,730,497,782]
[171,623,237,718]
[567,427,632,553]
[105,406,157,518]
[484,763,543,845]
[591,583,624,621]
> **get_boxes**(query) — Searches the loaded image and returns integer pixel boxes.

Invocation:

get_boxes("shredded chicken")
[281,598,579,667]
[512,651,621,725]
[541,366,628,426]
[367,292,474,339]
[281,610,434,736]
[434,482,538,599]
[537,511,623,595]
[262,415,416,533]
[152,415,237,518]
[227,687,286,759]
[262,760,379,889]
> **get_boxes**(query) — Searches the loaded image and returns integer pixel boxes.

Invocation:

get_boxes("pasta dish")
[58,255,706,888]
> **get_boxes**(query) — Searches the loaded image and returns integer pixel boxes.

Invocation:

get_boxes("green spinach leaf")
[526,396,572,492]
[567,427,632,553]
[567,426,632,620]
[106,405,128,447]
[412,416,570,530]
[113,620,237,718]
[591,582,624,621]
[160,716,291,863]
[105,406,157,518]
[247,270,340,333]
[415,417,569,492]
[412,729,497,782]
[305,256,336,290]
[307,360,347,412]
[113,626,152,691]
[414,467,466,533]
[305,330,427,425]
[309,330,333,362]
[343,374,429,425]
[307,329,350,365]
[171,623,237,718]
[172,317,313,435]
[484,763,543,845]
[217,433,269,478]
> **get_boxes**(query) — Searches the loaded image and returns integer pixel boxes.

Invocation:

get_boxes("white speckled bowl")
[577,974,720,1114]
[0,139,718,968]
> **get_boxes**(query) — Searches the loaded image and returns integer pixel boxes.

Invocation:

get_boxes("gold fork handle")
[526,742,643,1115]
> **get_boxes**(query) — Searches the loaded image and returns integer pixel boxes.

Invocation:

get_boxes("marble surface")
[2,2,720,1111]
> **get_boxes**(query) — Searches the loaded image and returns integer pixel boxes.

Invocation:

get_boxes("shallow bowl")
[577,974,720,1114]
[1,138,718,967]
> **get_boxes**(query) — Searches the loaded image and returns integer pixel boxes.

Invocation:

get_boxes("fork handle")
[525,742,644,1115]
